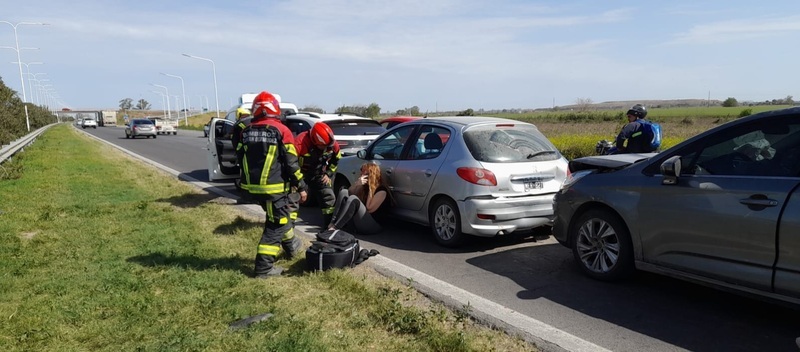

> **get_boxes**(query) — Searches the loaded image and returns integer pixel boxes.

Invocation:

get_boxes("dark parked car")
[553,107,800,305]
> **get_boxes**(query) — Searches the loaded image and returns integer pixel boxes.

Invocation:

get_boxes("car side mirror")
[356,149,367,159]
[660,155,682,185]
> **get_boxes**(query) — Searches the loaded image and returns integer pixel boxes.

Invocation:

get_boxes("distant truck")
[147,116,178,135]
[100,111,117,127]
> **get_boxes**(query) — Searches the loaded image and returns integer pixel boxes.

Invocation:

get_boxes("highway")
[82,125,800,352]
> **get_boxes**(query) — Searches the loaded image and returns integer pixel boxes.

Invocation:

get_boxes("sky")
[1,0,798,113]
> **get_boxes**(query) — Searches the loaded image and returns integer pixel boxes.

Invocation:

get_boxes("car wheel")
[173,132,177,135]
[430,197,464,247]
[570,209,634,281]
[333,175,350,196]
[153,135,157,139]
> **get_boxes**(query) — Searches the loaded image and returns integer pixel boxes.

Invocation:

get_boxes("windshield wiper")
[527,150,557,159]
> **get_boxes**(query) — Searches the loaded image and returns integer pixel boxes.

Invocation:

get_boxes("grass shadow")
[213,216,263,235]
[157,192,236,208]
[127,252,252,275]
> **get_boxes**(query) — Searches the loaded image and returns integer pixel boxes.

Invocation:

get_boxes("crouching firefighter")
[236,91,308,278]
[295,122,341,227]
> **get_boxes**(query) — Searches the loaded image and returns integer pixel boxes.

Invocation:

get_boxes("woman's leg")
[329,195,362,230]
[328,189,351,229]
[353,207,383,235]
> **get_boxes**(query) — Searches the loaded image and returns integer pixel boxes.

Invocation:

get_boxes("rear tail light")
[456,167,497,186]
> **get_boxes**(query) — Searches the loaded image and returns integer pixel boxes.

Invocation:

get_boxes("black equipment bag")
[306,229,360,271]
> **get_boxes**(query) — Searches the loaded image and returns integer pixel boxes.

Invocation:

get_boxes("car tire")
[333,175,350,196]
[570,208,634,281]
[173,132,177,135]
[153,135,157,139]
[430,197,464,247]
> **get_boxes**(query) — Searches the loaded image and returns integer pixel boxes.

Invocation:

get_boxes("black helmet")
[627,104,647,119]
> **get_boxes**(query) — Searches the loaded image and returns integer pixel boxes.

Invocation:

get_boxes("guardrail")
[0,124,55,164]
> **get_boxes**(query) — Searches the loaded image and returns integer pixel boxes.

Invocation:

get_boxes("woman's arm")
[365,190,387,213]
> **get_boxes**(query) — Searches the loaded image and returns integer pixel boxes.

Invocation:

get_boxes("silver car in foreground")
[335,116,569,247]
[553,107,800,305]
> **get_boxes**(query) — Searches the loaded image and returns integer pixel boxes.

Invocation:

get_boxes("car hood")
[569,153,657,172]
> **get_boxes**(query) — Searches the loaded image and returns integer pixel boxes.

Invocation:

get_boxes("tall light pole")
[12,61,43,104]
[182,53,220,118]
[160,72,188,126]
[150,84,171,119]
[150,90,168,117]
[1,21,48,131]
[29,74,48,105]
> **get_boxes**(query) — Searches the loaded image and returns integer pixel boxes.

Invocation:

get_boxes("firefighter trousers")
[254,194,302,276]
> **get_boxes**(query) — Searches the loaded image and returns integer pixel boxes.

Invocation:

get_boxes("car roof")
[397,116,536,128]
[287,112,379,124]
[380,116,420,122]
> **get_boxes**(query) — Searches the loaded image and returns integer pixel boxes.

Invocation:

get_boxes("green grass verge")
[0,125,536,352]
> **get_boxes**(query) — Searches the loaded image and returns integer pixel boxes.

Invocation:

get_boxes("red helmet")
[310,122,335,148]
[251,91,281,119]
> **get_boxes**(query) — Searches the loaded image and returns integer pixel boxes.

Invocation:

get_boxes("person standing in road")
[236,91,308,278]
[614,104,655,154]
[295,122,341,227]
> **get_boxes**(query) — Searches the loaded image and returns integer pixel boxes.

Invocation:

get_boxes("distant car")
[81,117,98,129]
[335,116,569,247]
[125,118,157,139]
[147,116,177,135]
[283,112,386,156]
[552,107,800,305]
[379,116,420,129]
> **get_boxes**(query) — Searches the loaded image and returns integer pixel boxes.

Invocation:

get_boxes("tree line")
[0,77,59,145]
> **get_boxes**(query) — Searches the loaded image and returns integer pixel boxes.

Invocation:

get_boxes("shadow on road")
[466,245,800,352]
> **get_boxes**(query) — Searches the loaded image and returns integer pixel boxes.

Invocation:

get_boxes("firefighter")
[295,122,341,226]
[236,91,307,278]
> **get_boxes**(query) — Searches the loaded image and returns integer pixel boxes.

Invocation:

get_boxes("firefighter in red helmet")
[295,122,341,226]
[236,91,307,278]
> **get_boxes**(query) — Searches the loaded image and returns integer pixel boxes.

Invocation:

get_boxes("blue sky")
[1,0,798,113]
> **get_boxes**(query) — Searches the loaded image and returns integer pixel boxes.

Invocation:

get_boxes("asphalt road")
[83,124,800,352]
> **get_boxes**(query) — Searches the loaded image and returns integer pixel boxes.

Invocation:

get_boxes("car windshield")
[463,124,560,163]
[326,120,385,136]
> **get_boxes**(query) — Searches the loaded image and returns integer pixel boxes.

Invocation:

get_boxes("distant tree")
[575,98,593,111]
[364,103,381,118]
[722,97,738,107]
[408,106,421,116]
[783,95,794,105]
[135,99,151,110]
[456,108,474,116]
[119,98,133,110]
[301,105,324,113]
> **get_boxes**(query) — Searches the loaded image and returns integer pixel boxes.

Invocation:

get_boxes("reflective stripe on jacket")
[237,118,306,200]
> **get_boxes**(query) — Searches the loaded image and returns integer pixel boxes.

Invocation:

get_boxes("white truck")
[100,110,117,127]
[147,116,179,135]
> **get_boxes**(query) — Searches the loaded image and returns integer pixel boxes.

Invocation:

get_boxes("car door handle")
[385,168,393,175]
[425,169,433,176]
[739,197,778,207]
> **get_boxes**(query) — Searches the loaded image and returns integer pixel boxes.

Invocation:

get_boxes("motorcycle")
[595,139,619,155]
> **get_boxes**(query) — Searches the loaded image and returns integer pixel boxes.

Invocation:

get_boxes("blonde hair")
[358,162,394,205]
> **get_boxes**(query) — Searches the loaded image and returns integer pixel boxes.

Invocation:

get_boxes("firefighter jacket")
[295,130,341,184]
[236,117,306,200]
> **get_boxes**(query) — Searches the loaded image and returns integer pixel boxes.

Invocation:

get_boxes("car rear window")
[134,119,154,125]
[463,124,560,163]
[326,120,385,136]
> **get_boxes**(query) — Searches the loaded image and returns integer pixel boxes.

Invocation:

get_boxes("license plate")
[524,181,543,191]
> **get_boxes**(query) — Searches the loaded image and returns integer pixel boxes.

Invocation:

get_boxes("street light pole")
[1,20,48,131]
[29,74,48,105]
[150,90,168,117]
[160,72,189,126]
[182,53,220,118]
[150,84,171,120]
[13,61,43,104]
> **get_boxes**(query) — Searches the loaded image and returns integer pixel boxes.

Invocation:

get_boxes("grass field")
[0,125,536,352]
